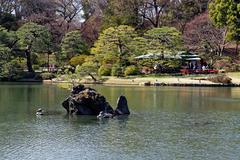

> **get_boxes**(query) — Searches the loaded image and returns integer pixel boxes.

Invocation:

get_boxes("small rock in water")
[97,111,113,119]
[115,96,130,115]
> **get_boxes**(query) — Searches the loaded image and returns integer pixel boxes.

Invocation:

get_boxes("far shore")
[44,73,240,87]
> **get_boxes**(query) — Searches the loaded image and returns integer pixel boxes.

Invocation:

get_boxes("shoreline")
[2,73,239,88]
[44,75,240,87]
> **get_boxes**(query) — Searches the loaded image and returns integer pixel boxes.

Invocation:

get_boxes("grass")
[227,72,240,78]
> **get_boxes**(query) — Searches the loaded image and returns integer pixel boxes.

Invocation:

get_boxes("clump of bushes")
[124,65,139,76]
[213,57,239,72]
[0,58,25,81]
[157,60,181,73]
[140,66,153,74]
[111,64,123,77]
[98,65,111,76]
[69,55,88,67]
[75,61,98,81]
[32,64,40,70]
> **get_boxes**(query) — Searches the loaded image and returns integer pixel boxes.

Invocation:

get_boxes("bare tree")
[184,12,227,57]
[19,0,55,18]
[138,0,169,28]
[0,0,16,14]
[166,0,209,33]
[78,0,108,44]
[55,0,83,29]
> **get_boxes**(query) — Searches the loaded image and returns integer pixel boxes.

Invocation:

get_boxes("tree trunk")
[25,49,34,73]
[118,39,124,66]
[220,28,228,56]
[236,42,239,54]
[153,0,159,28]
[88,73,97,82]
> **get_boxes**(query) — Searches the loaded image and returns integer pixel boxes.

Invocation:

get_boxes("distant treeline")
[0,0,240,80]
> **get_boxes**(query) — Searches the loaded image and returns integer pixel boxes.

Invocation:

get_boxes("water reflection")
[0,84,240,159]
[91,85,240,112]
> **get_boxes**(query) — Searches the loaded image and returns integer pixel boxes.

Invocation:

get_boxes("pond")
[0,83,240,160]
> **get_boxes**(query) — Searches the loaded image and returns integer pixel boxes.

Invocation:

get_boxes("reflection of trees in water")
[177,87,234,111]
[1,84,239,119]
[26,85,34,114]
[88,85,238,112]
[0,84,68,118]
[0,84,32,114]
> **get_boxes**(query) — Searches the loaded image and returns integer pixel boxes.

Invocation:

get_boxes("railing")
[180,69,219,75]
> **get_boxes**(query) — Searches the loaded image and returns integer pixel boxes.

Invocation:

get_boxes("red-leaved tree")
[184,12,227,57]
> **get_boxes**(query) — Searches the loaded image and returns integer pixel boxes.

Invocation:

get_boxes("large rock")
[62,85,114,115]
[62,85,130,116]
[207,75,232,84]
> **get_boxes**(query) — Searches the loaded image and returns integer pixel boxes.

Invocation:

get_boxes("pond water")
[0,83,240,160]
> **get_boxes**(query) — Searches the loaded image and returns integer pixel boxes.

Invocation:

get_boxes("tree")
[168,0,209,33]
[0,26,20,78]
[0,26,17,64]
[138,0,170,28]
[128,36,148,55]
[75,61,98,82]
[0,0,16,14]
[101,0,139,29]
[15,0,101,52]
[0,58,25,81]
[184,12,226,56]
[55,0,83,30]
[69,55,88,67]
[0,13,18,30]
[100,0,209,31]
[17,22,51,72]
[101,0,174,29]
[19,0,56,20]
[0,0,19,30]
[0,26,16,47]
[209,0,240,53]
[91,25,137,66]
[0,44,11,74]
[68,0,108,45]
[144,27,183,53]
[61,30,89,61]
